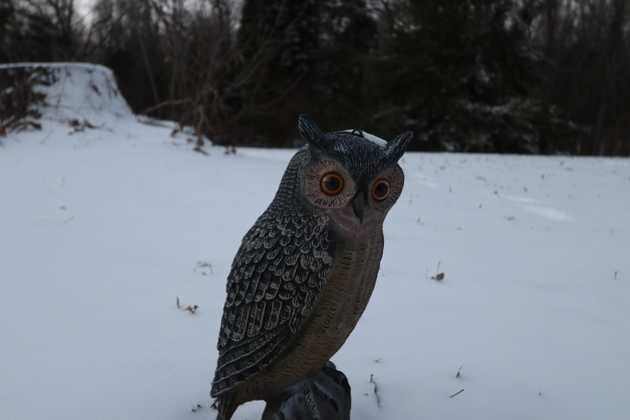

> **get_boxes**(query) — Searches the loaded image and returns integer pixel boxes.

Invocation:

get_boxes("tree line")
[1,0,630,155]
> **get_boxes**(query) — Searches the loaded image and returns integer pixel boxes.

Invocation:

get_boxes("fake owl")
[211,115,413,419]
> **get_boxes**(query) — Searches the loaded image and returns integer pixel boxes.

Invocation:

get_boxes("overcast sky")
[76,0,93,15]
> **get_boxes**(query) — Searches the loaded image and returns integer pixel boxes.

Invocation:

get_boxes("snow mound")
[0,63,133,125]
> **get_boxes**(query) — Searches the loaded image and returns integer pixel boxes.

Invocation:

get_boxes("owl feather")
[211,151,335,397]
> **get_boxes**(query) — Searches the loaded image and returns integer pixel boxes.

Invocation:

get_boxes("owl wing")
[211,211,334,397]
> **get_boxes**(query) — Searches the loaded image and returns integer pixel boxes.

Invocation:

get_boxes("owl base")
[260,362,351,420]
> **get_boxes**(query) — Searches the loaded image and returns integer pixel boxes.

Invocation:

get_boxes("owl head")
[295,114,413,233]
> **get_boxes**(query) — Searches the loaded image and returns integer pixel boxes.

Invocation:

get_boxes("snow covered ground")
[1,65,630,420]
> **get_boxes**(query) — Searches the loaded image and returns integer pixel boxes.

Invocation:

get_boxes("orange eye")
[320,172,344,196]
[372,179,390,201]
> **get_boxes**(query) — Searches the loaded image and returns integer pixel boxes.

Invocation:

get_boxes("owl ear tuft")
[384,131,414,164]
[298,114,326,150]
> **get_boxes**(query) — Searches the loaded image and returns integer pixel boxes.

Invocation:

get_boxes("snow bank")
[0,63,133,125]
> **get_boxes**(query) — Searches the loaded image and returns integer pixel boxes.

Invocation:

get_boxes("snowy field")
[1,65,630,420]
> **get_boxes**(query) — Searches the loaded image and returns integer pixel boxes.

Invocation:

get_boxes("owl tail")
[215,393,237,420]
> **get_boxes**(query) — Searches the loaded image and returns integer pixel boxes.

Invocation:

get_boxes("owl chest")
[239,229,384,399]
[305,229,384,348]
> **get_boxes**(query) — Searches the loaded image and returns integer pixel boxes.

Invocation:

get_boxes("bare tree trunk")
[544,0,559,53]
[136,1,160,105]
[593,0,627,155]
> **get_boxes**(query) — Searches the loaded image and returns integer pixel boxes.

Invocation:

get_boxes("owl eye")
[320,172,345,196]
[372,179,391,201]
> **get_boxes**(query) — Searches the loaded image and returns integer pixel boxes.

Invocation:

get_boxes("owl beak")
[352,192,367,224]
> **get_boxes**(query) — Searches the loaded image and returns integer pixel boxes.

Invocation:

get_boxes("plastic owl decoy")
[211,115,413,419]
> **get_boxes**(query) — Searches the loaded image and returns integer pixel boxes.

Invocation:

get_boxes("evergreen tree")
[0,0,16,61]
[237,0,378,145]
[236,0,323,145]
[370,0,576,153]
[315,0,377,129]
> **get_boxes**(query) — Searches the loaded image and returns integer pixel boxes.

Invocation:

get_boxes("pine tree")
[236,0,378,144]
[375,0,562,153]
[236,0,323,145]
[315,0,377,129]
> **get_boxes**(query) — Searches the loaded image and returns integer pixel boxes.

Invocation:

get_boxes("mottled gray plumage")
[211,115,413,419]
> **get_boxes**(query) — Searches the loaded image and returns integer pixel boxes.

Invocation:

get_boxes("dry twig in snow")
[431,261,445,281]
[176,296,199,314]
[369,374,382,409]
[449,389,465,399]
